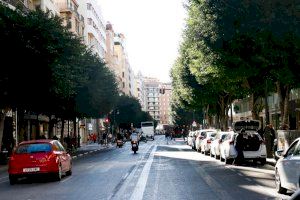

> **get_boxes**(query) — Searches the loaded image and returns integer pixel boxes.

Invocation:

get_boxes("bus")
[141,121,155,140]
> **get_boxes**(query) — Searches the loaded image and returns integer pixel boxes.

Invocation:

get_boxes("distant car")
[210,131,231,159]
[219,120,267,164]
[8,139,72,185]
[195,129,216,152]
[275,137,300,194]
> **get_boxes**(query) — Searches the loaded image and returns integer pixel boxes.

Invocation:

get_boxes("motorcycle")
[131,140,139,154]
[116,139,123,148]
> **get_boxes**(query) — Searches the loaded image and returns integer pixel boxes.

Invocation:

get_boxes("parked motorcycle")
[140,135,147,143]
[116,140,123,148]
[131,140,139,154]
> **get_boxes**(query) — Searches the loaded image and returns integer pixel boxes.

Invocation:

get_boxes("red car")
[8,139,72,185]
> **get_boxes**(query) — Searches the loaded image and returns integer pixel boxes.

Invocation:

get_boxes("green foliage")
[0,4,119,119]
[112,95,153,128]
[171,0,300,128]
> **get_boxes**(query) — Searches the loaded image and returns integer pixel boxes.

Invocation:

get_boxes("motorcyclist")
[130,130,139,145]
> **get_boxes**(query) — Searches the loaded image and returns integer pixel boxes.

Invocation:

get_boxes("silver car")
[275,137,300,194]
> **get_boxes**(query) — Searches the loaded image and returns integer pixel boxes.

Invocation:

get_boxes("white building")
[78,0,106,58]
[134,72,146,111]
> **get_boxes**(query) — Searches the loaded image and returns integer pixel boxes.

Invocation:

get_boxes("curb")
[266,159,276,167]
[71,146,113,160]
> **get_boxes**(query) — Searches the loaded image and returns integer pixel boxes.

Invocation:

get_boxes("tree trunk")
[48,115,54,139]
[60,119,64,144]
[251,94,261,120]
[277,82,290,128]
[73,117,77,147]
[283,87,290,127]
[0,111,6,151]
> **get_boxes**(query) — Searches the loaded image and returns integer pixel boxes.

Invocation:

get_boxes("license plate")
[23,167,40,172]
[132,144,137,147]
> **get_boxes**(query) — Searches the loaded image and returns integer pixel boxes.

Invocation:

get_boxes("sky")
[97,0,187,83]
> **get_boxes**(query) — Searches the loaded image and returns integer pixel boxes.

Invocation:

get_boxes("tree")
[112,95,153,128]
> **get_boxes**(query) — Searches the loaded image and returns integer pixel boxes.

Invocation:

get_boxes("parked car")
[210,131,231,159]
[200,131,217,155]
[219,120,267,165]
[275,137,300,194]
[8,139,72,185]
[195,129,216,152]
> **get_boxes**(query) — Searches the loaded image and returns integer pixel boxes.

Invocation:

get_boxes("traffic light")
[104,118,110,123]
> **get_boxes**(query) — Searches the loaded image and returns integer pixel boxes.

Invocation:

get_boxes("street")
[0,136,292,200]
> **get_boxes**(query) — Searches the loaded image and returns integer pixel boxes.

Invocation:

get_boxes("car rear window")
[16,143,52,154]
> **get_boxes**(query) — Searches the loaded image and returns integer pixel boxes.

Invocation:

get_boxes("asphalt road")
[0,136,292,200]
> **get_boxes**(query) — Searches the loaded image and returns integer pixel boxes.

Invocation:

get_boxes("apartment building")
[78,0,106,58]
[159,83,172,124]
[144,77,161,122]
[134,72,146,111]
[55,0,84,37]
[114,33,133,96]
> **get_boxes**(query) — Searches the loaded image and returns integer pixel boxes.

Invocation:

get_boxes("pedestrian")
[102,132,107,146]
[264,124,275,158]
[233,129,245,165]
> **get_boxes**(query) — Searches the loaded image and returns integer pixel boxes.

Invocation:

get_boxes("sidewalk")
[0,143,115,174]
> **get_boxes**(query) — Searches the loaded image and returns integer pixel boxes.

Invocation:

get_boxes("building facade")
[55,0,84,37]
[159,83,172,124]
[134,72,146,111]
[113,33,133,96]
[78,0,106,58]
[144,77,161,122]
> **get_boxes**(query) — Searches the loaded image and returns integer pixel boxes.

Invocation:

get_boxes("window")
[292,140,300,156]
[87,3,92,10]
[285,140,298,157]
[16,143,52,154]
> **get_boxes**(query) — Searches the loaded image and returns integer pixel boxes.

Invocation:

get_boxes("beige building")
[55,0,84,37]
[113,33,133,96]
[105,22,123,91]
[159,83,172,124]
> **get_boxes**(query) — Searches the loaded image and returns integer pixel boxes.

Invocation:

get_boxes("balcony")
[1,0,29,12]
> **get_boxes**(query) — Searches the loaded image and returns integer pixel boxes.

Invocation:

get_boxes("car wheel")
[260,158,266,165]
[225,158,233,164]
[66,163,72,176]
[220,154,224,162]
[55,164,62,181]
[275,169,287,194]
[9,175,17,185]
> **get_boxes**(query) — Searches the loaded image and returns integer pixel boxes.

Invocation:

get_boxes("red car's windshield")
[16,143,52,154]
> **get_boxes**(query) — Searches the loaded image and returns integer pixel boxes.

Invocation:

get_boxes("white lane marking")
[0,179,7,184]
[61,176,72,183]
[238,173,243,176]
[0,176,8,180]
[130,145,157,200]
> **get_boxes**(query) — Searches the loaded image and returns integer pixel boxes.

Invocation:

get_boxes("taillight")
[229,140,234,145]
[207,140,211,144]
